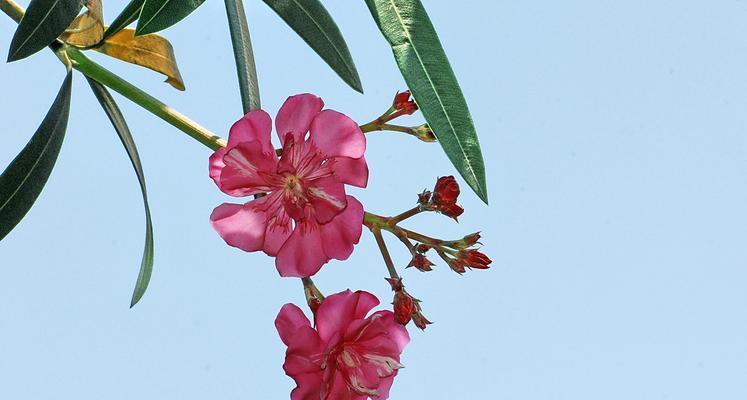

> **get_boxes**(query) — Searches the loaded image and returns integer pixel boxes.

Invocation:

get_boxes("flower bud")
[417,190,432,206]
[392,90,418,115]
[450,232,481,249]
[430,176,464,221]
[393,291,415,325]
[412,311,432,330]
[412,124,437,142]
[407,254,434,272]
[432,176,460,206]
[447,257,468,274]
[459,249,492,270]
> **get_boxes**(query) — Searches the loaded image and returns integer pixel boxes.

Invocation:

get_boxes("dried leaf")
[61,0,105,48]
[94,28,185,91]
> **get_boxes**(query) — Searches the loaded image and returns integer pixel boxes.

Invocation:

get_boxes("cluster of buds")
[419,175,465,220]
[412,232,491,274]
[387,277,432,330]
[360,91,437,143]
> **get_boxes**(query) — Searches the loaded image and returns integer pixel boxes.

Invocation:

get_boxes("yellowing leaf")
[61,0,105,48]
[94,28,185,91]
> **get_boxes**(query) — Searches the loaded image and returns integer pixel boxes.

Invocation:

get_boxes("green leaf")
[136,0,206,35]
[364,0,488,203]
[104,0,145,40]
[224,0,261,113]
[85,77,154,308]
[0,71,72,241]
[262,0,362,93]
[7,0,85,61]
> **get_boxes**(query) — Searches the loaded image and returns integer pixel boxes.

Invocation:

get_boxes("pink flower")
[275,290,410,400]
[209,94,369,277]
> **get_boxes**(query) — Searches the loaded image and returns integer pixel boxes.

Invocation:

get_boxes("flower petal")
[218,141,277,196]
[208,146,229,188]
[275,303,312,346]
[210,202,267,252]
[315,290,379,343]
[308,177,347,224]
[290,372,324,400]
[275,222,329,277]
[320,196,364,261]
[228,110,275,155]
[309,110,365,159]
[276,94,324,145]
[263,200,293,256]
[329,156,368,188]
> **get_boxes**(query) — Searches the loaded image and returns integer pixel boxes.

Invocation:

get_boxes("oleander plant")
[0,1,490,398]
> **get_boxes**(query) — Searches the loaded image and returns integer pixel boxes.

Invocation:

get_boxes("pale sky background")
[2,1,747,399]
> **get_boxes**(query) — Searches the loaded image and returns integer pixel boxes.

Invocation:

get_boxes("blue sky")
[2,1,747,399]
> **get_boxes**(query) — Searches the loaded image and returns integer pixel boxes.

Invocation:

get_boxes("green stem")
[0,0,22,22]
[1,0,226,151]
[389,205,421,225]
[67,48,226,150]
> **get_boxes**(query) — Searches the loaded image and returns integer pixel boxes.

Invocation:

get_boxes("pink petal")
[290,373,324,400]
[263,196,293,256]
[329,156,368,188]
[320,196,364,261]
[284,327,324,375]
[218,141,276,196]
[309,110,366,159]
[228,110,275,156]
[374,375,396,400]
[210,202,267,252]
[315,290,379,343]
[275,303,312,346]
[276,94,324,145]
[275,222,329,277]
[208,146,228,188]
[308,177,347,224]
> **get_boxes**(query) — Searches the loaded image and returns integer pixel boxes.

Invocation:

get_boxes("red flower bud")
[432,176,460,205]
[458,249,492,270]
[412,311,432,330]
[407,254,434,272]
[440,203,464,221]
[447,257,468,274]
[385,277,405,291]
[416,243,431,253]
[393,291,415,325]
[392,90,418,115]
[430,176,464,220]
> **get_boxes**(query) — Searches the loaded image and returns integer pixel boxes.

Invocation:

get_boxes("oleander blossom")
[275,290,410,400]
[209,94,368,277]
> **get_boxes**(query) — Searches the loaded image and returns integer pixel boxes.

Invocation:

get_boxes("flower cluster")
[209,92,490,398]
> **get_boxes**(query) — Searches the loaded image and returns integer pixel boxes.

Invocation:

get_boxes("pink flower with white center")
[275,290,410,400]
[209,94,369,277]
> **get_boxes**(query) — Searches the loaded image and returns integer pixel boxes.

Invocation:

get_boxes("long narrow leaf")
[224,0,260,113]
[85,77,154,308]
[262,0,362,93]
[0,71,73,240]
[365,0,488,203]
[136,0,206,36]
[104,0,145,40]
[7,0,85,61]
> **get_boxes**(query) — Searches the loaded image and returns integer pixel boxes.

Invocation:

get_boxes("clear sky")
[2,1,747,399]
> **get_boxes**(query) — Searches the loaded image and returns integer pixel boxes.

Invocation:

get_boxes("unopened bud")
[430,176,464,221]
[412,311,433,330]
[458,249,492,270]
[392,90,418,115]
[393,291,415,325]
[412,124,437,142]
[407,254,434,272]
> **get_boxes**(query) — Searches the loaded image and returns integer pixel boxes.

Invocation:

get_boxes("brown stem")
[0,0,23,23]
[371,228,399,280]
[389,206,422,225]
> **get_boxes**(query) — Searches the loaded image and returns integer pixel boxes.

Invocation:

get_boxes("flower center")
[283,174,305,199]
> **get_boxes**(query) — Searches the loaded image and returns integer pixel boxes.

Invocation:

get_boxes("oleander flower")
[275,290,410,400]
[209,94,368,277]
